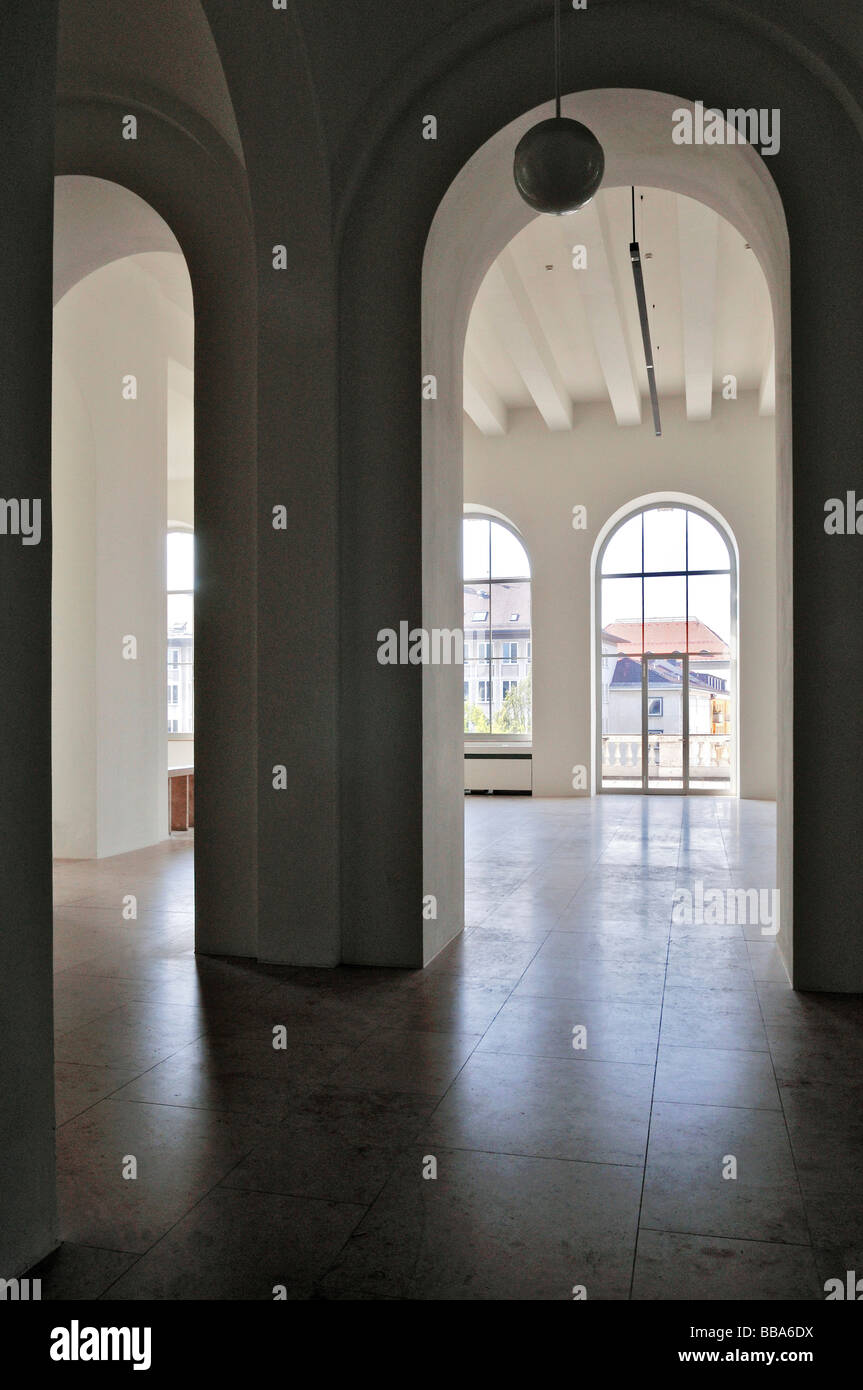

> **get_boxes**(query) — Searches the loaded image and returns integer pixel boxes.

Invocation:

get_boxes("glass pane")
[643,575,686,653]
[167,531,194,591]
[167,588,194,735]
[490,580,530,646]
[463,518,490,580]
[463,584,490,662]
[464,649,491,732]
[167,590,194,637]
[646,657,684,789]
[490,521,530,579]
[489,659,531,734]
[601,577,642,654]
[601,513,641,575]
[644,507,687,573]
[166,656,194,734]
[464,577,490,733]
[601,654,642,788]
[687,573,731,654]
[689,658,733,790]
[687,511,730,571]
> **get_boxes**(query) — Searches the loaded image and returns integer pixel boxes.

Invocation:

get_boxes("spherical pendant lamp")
[513,2,604,215]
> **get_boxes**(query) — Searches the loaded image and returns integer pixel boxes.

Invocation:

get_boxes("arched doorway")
[53,178,194,863]
[420,87,790,967]
[54,129,258,960]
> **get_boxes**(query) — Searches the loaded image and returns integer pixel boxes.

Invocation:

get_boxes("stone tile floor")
[34,796,863,1300]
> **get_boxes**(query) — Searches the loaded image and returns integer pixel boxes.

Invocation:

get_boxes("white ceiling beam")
[485,247,573,431]
[561,202,641,427]
[463,348,508,435]
[677,196,719,422]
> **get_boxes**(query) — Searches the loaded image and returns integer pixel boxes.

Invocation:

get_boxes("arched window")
[597,503,736,793]
[463,514,531,736]
[167,529,194,735]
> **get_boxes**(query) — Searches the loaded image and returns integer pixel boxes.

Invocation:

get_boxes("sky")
[462,510,732,645]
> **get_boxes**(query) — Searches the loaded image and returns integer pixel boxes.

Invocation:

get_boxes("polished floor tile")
[632,1230,821,1300]
[426,1049,653,1165]
[326,1027,480,1096]
[319,1146,642,1300]
[654,1044,781,1110]
[43,796,863,1299]
[376,974,513,1034]
[221,1091,431,1206]
[31,1241,139,1301]
[642,1101,808,1244]
[55,1060,143,1125]
[660,985,769,1051]
[106,1187,365,1300]
[477,993,661,1065]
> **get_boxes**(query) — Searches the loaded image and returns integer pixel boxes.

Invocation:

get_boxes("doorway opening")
[52,176,195,970]
[422,86,790,970]
[596,501,738,795]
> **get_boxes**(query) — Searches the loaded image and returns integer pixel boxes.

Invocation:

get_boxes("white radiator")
[464,749,532,793]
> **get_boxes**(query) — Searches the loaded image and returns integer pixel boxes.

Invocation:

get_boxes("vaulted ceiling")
[464,187,775,435]
[58,0,243,162]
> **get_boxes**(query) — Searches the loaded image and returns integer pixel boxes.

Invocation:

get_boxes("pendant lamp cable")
[554,0,561,118]
[631,186,636,242]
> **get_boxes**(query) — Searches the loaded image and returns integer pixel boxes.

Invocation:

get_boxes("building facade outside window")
[167,529,194,735]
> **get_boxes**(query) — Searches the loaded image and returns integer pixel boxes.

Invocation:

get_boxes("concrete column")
[203,2,340,965]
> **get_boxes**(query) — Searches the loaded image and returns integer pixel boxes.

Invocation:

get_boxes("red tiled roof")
[604,619,728,655]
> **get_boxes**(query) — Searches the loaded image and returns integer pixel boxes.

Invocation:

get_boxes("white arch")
[53,176,184,307]
[464,501,528,535]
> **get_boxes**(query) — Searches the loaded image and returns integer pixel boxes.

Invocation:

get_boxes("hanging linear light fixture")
[513,0,604,215]
[629,188,662,436]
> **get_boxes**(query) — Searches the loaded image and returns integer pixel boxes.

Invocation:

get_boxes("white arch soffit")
[54,175,184,307]
[463,502,527,535]
[421,87,792,974]
[422,88,789,371]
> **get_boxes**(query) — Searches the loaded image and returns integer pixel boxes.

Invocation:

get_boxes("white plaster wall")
[168,738,194,768]
[168,476,194,527]
[51,356,97,857]
[464,392,776,800]
[53,257,175,857]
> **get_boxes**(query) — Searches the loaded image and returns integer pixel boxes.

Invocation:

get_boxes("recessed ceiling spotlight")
[545,264,554,271]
